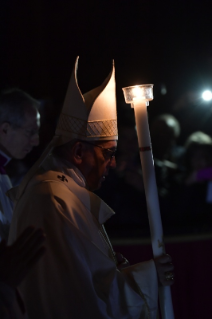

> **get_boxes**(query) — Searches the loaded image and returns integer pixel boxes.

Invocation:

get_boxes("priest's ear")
[54,140,89,165]
[71,141,84,165]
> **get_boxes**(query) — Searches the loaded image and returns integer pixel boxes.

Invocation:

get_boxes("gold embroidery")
[57,114,118,137]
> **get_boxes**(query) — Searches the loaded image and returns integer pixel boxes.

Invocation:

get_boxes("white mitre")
[56,56,118,145]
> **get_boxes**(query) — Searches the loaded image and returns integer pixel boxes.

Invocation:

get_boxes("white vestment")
[8,156,158,319]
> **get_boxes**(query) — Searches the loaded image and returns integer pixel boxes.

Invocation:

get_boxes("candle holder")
[122,84,153,106]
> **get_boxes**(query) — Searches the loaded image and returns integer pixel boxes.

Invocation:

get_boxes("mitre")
[56,56,118,144]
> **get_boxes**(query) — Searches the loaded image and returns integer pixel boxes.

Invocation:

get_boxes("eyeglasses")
[83,141,117,161]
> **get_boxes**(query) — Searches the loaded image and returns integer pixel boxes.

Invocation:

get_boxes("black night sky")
[1,0,212,143]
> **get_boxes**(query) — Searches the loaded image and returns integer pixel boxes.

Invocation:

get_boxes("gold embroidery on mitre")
[57,114,87,135]
[87,120,117,137]
[57,114,117,137]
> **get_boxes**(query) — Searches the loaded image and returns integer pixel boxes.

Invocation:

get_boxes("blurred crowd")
[96,105,212,238]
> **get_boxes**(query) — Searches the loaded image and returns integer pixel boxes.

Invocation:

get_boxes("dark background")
[1,0,212,134]
[2,4,212,316]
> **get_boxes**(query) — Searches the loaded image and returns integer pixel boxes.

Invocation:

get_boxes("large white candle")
[122,85,174,319]
[134,99,164,255]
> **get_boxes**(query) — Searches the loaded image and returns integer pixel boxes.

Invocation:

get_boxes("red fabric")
[113,238,212,319]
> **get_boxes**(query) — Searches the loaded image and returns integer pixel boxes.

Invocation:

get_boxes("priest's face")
[81,140,117,191]
[0,108,40,159]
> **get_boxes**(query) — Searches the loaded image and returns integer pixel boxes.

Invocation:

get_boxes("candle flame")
[122,84,153,104]
[132,86,144,100]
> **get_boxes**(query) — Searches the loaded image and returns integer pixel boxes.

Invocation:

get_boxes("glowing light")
[122,84,153,105]
[161,84,167,95]
[132,86,143,100]
[202,90,212,101]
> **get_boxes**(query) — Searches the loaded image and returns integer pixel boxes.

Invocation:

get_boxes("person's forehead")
[23,109,40,126]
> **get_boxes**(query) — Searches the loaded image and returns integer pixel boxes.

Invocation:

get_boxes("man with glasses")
[0,88,40,242]
[8,58,174,319]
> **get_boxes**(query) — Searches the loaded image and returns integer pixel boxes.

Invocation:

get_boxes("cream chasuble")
[8,156,158,319]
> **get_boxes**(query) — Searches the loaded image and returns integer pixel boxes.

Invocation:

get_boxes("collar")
[41,155,87,187]
[40,155,115,224]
